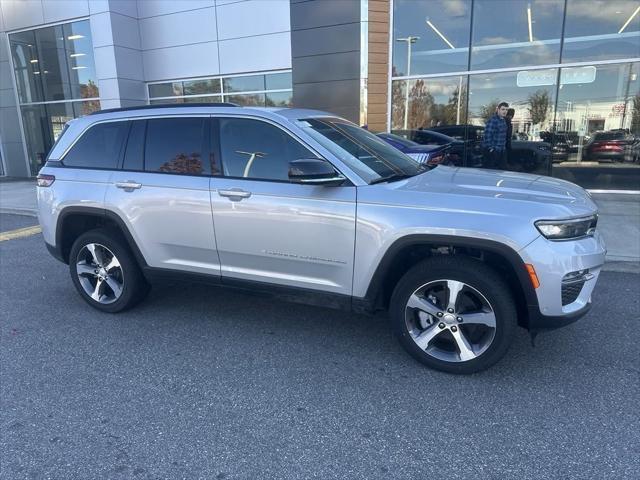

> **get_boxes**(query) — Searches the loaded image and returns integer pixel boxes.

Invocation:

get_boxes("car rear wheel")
[69,228,149,313]
[390,256,517,374]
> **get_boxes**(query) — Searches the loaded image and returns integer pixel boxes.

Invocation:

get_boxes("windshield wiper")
[369,173,414,185]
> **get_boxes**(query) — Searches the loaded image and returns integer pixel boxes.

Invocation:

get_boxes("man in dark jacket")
[483,102,509,170]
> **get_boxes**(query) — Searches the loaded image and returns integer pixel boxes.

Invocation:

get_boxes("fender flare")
[364,234,539,316]
[55,206,148,267]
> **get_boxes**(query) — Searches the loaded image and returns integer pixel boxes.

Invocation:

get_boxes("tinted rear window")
[62,121,128,169]
[144,117,209,175]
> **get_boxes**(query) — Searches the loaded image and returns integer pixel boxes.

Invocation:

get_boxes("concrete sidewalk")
[1,177,638,271]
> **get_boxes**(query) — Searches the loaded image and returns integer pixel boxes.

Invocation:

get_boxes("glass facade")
[391,0,640,190]
[147,72,293,108]
[9,19,100,175]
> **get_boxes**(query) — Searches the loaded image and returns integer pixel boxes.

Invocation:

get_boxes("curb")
[602,261,640,274]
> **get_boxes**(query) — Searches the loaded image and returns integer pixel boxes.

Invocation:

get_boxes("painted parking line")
[0,225,42,242]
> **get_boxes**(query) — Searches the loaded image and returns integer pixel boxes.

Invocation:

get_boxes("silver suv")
[37,105,606,374]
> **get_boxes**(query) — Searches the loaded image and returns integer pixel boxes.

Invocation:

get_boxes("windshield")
[299,118,424,184]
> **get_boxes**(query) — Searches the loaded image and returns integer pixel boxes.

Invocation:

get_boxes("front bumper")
[519,230,606,330]
[527,301,592,331]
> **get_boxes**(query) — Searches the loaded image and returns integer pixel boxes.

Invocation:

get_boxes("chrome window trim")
[54,112,364,185]
[57,114,210,163]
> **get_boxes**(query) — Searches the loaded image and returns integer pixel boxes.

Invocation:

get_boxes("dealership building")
[0,0,639,190]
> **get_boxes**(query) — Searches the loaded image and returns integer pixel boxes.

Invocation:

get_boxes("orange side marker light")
[525,264,540,289]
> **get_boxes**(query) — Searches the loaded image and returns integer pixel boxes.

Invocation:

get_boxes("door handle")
[218,189,252,200]
[115,181,142,191]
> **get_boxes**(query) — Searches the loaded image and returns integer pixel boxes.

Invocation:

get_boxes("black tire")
[69,228,150,313]
[389,256,517,374]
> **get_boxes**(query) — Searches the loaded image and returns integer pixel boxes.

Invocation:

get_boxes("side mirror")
[288,159,345,186]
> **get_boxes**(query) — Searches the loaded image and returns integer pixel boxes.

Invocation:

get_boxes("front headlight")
[535,215,597,240]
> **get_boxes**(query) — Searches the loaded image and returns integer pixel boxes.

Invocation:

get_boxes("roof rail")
[90,102,239,115]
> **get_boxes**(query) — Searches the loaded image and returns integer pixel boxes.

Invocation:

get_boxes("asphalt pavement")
[1,213,638,479]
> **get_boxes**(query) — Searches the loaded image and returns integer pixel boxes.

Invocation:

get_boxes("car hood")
[360,166,598,220]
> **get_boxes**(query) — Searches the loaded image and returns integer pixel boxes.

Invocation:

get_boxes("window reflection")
[9,20,98,103]
[563,0,640,63]
[471,0,564,70]
[147,72,292,107]
[468,70,556,174]
[145,118,208,176]
[553,62,640,189]
[225,93,266,106]
[392,0,471,76]
[10,20,99,175]
[391,76,468,130]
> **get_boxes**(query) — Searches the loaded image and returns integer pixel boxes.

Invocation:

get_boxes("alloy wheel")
[75,243,124,304]
[404,279,497,363]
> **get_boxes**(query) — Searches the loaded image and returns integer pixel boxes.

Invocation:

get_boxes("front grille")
[561,280,585,306]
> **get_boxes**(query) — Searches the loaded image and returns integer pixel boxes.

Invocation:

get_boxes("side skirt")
[142,267,373,314]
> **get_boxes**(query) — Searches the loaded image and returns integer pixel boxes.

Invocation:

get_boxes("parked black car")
[430,125,551,174]
[392,128,479,167]
[376,133,454,167]
[540,132,571,162]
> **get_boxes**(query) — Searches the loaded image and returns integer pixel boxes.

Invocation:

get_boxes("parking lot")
[1,212,638,479]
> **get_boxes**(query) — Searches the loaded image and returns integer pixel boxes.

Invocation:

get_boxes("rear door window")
[144,117,211,175]
[62,121,129,169]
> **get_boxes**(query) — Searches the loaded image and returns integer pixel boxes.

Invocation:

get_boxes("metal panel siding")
[291,23,360,58]
[42,1,89,24]
[93,45,118,80]
[1,0,44,31]
[109,12,141,50]
[139,8,217,50]
[293,51,361,84]
[137,0,214,19]
[289,0,361,31]
[143,42,220,81]
[0,59,12,91]
[218,32,291,74]
[89,12,115,48]
[292,79,361,112]
[0,87,16,108]
[216,0,290,40]
[0,106,22,143]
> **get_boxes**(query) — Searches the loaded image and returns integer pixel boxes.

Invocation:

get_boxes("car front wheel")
[390,256,517,374]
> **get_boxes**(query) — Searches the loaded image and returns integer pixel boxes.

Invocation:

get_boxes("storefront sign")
[516,69,556,87]
[560,66,597,85]
[517,66,597,87]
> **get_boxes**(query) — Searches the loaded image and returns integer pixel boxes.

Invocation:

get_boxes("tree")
[527,89,551,126]
[391,71,406,130]
[79,80,100,115]
[630,94,640,136]
[443,84,468,125]
[480,99,500,124]
[407,79,434,130]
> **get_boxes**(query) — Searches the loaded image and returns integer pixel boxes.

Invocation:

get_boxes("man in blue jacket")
[483,102,509,170]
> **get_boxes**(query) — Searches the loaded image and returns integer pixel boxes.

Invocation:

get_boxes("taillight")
[36,174,55,187]
[593,141,623,153]
[427,153,445,165]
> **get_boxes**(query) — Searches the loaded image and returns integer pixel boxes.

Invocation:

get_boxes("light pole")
[396,36,419,130]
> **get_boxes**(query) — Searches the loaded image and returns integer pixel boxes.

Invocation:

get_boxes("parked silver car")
[37,105,606,374]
